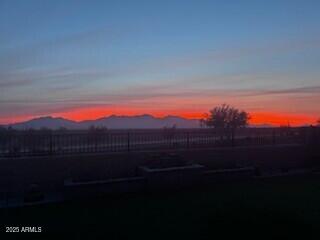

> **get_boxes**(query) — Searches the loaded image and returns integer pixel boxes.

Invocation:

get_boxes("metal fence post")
[50,132,53,155]
[95,134,98,152]
[187,132,190,149]
[231,131,235,147]
[272,129,276,145]
[127,131,130,152]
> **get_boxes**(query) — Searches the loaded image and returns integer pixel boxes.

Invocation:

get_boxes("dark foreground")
[1,174,320,239]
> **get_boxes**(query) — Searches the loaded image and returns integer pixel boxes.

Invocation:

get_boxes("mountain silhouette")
[3,115,275,130]
[6,115,201,129]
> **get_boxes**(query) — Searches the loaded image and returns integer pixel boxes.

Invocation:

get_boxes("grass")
[2,175,320,239]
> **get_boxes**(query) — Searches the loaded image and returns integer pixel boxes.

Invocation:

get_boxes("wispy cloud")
[115,36,320,77]
[0,25,125,72]
[236,86,320,97]
[2,83,319,115]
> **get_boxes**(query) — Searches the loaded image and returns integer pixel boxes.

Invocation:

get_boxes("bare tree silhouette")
[202,104,250,145]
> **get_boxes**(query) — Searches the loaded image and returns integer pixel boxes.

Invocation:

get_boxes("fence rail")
[0,127,318,158]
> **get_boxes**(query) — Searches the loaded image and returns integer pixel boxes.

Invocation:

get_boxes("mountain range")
[4,115,201,130]
[2,115,275,130]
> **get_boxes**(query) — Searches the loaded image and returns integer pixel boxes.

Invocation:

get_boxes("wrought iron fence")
[0,127,316,158]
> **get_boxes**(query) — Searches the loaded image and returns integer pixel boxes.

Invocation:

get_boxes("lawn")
[2,175,320,239]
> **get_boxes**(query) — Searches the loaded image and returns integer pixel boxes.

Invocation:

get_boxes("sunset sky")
[0,0,319,126]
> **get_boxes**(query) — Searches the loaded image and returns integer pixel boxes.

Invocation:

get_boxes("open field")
[0,128,318,237]
[0,144,318,207]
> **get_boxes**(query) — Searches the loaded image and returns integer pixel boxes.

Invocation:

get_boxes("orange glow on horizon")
[1,106,317,127]
[53,107,317,126]
[249,112,317,126]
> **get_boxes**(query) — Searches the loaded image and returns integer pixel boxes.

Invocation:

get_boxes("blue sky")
[0,0,319,124]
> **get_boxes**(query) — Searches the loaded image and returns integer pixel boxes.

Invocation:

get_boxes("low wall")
[204,167,255,183]
[63,177,146,200]
[138,164,204,191]
[62,166,254,200]
[0,144,314,195]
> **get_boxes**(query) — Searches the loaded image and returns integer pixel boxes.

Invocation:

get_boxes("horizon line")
[1,113,317,128]
[2,114,201,126]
